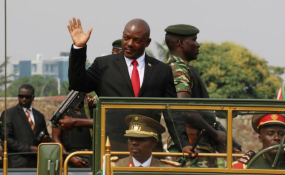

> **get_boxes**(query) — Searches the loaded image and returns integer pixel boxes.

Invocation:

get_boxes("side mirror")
[37,143,62,175]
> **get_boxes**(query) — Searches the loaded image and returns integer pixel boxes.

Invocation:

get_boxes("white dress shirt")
[124,53,145,88]
[132,155,152,167]
[23,107,35,123]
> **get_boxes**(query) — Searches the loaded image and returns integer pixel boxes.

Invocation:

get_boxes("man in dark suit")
[66,18,196,156]
[1,84,49,168]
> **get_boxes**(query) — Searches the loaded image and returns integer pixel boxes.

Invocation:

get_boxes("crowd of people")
[0,18,284,169]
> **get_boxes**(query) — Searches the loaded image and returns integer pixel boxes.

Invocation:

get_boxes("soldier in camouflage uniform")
[164,24,227,167]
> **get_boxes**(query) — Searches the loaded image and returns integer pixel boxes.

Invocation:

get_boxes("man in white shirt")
[1,84,49,168]
[67,18,197,157]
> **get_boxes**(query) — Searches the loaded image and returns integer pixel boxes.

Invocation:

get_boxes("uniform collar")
[167,54,189,65]
[132,155,152,167]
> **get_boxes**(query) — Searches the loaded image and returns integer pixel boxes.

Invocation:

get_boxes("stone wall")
[232,115,262,153]
[0,96,66,134]
[0,97,261,153]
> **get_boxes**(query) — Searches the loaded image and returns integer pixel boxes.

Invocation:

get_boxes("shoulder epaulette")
[238,150,256,164]
[160,159,181,167]
[111,156,118,162]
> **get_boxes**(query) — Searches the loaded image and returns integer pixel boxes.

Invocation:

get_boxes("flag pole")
[277,80,284,100]
[3,0,8,174]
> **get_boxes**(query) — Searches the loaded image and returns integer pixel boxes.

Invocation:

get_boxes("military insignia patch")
[127,163,134,167]
[131,124,141,131]
[271,114,278,120]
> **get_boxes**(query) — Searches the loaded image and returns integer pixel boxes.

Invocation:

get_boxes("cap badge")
[131,124,141,131]
[271,114,278,120]
[135,117,139,121]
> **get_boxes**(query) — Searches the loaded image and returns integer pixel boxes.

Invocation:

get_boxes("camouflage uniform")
[167,54,218,167]
[167,54,193,94]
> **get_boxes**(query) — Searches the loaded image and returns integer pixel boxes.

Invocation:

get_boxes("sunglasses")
[18,94,33,99]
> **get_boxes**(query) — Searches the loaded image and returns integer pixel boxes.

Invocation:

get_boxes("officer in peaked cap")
[113,114,174,167]
[112,39,122,54]
[233,114,285,169]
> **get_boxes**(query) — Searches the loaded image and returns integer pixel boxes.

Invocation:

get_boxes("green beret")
[112,39,122,49]
[165,24,199,36]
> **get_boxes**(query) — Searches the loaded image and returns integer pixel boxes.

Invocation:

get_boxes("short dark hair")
[165,33,188,52]
[19,84,35,95]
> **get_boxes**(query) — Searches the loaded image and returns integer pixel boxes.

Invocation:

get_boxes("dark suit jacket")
[68,46,189,149]
[1,104,48,168]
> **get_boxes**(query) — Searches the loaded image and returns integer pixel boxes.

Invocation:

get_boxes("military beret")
[164,24,199,36]
[112,39,122,49]
[165,24,199,36]
[252,114,285,133]
[124,114,165,141]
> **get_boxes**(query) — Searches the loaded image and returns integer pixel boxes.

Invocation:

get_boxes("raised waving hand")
[67,17,93,47]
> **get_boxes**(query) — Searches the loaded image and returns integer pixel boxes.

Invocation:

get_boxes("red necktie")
[131,60,140,97]
[26,109,35,133]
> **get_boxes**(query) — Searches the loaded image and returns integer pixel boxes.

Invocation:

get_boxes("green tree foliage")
[154,41,282,99]
[268,66,285,77]
[0,57,16,90]
[145,49,155,58]
[0,75,58,97]
[155,41,169,62]
[60,81,70,95]
[191,42,281,99]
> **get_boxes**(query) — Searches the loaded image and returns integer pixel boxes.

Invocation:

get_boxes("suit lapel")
[127,155,134,167]
[138,54,154,97]
[114,52,133,93]
[150,157,156,167]
[17,104,33,134]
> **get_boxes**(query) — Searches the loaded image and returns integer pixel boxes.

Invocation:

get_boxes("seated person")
[233,114,285,169]
[113,114,169,167]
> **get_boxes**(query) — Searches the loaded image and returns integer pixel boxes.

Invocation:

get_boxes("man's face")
[182,35,200,61]
[122,25,151,59]
[112,48,122,55]
[259,125,285,155]
[128,137,157,163]
[18,88,34,108]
